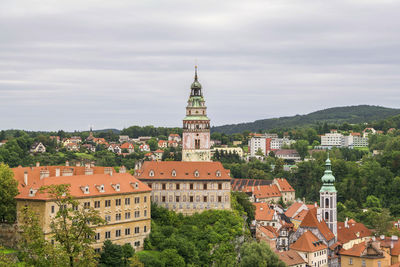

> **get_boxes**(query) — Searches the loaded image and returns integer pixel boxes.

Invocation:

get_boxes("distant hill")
[211,105,400,134]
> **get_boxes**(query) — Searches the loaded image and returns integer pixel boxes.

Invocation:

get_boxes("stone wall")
[0,223,19,248]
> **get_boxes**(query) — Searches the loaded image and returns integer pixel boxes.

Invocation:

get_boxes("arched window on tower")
[325,198,329,208]
[195,139,200,149]
[325,212,329,220]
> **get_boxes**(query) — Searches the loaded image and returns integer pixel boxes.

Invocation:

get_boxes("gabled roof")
[290,230,327,252]
[278,250,307,266]
[285,202,304,218]
[258,225,278,239]
[392,241,400,256]
[337,220,372,245]
[120,143,134,149]
[300,208,335,241]
[274,178,295,192]
[292,209,308,222]
[244,185,281,199]
[136,161,230,180]
[254,202,275,221]
[339,241,384,258]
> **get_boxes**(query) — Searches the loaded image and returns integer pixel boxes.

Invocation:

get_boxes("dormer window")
[216,171,221,177]
[80,186,90,194]
[29,188,37,197]
[130,182,139,189]
[111,183,120,192]
[149,170,154,177]
[172,170,176,177]
[194,170,200,177]
[96,184,105,193]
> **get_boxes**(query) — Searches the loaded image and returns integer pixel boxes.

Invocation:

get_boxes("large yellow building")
[13,165,151,251]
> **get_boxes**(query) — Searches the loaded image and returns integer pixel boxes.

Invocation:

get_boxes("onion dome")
[320,153,337,192]
[190,66,202,96]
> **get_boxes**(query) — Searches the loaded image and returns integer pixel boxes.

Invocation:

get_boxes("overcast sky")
[1,0,400,131]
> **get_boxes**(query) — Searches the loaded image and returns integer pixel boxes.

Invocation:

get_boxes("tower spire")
[194,65,198,81]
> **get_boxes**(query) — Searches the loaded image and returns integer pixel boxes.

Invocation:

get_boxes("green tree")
[239,241,285,267]
[160,249,185,267]
[147,139,158,151]
[40,184,105,267]
[17,206,68,266]
[294,140,309,160]
[0,163,19,222]
[232,191,255,225]
[99,240,134,267]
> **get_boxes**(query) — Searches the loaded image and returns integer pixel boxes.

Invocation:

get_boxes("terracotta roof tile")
[300,208,335,241]
[243,184,281,199]
[290,230,327,252]
[275,178,295,192]
[12,166,150,200]
[136,161,230,180]
[254,203,275,221]
[258,226,278,239]
[337,220,372,245]
[285,202,304,218]
[293,209,308,222]
[278,250,307,266]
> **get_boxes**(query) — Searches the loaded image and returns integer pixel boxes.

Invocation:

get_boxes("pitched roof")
[300,208,335,241]
[339,241,384,258]
[12,166,150,200]
[391,241,400,256]
[278,250,307,266]
[337,220,372,245]
[258,226,278,239]
[244,184,281,199]
[120,143,134,149]
[135,161,231,180]
[285,202,304,218]
[274,178,295,192]
[293,209,308,222]
[290,230,327,252]
[254,202,275,221]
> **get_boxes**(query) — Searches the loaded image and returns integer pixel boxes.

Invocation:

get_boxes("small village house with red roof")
[30,142,46,153]
[253,202,281,229]
[256,226,278,248]
[153,149,164,161]
[120,142,135,154]
[273,178,296,203]
[12,164,151,251]
[65,142,80,151]
[158,140,168,149]
[168,140,179,148]
[139,143,150,152]
[168,133,181,143]
[108,144,122,154]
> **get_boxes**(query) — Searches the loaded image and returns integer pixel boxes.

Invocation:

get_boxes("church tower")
[319,154,337,240]
[182,67,211,162]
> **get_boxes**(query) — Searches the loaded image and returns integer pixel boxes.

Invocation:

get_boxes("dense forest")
[211,105,400,134]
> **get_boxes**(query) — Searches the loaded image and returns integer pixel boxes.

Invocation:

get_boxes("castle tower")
[319,154,337,240]
[182,66,211,162]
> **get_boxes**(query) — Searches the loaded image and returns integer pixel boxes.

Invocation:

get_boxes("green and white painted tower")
[319,154,337,239]
[182,66,211,162]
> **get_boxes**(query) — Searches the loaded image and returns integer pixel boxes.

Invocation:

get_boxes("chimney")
[302,197,305,203]
[62,168,73,176]
[119,166,126,173]
[24,171,28,186]
[345,217,349,228]
[40,169,50,179]
[36,162,40,167]
[55,168,60,177]
[65,160,69,166]
[380,235,385,240]
[76,161,81,167]
[85,168,94,175]
[104,167,113,176]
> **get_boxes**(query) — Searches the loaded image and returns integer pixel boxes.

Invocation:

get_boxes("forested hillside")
[211,105,400,134]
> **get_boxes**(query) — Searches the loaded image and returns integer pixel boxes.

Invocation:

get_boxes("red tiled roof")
[120,143,134,149]
[285,202,304,218]
[275,178,295,192]
[154,149,164,153]
[300,208,335,241]
[290,230,327,252]
[293,209,308,222]
[12,166,150,200]
[392,241,400,256]
[136,161,230,180]
[258,226,278,239]
[244,184,281,199]
[254,203,275,221]
[278,250,307,266]
[337,221,372,245]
